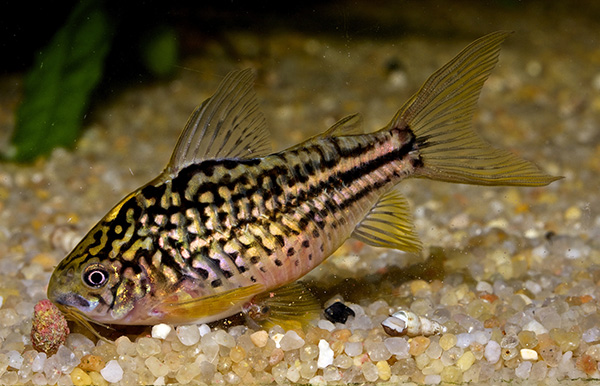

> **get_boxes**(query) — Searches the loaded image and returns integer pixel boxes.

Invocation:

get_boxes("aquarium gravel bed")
[1,3,600,386]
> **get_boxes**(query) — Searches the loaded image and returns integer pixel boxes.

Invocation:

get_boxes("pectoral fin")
[243,282,321,330]
[154,284,266,323]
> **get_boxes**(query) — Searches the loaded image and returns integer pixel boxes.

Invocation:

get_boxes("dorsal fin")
[351,189,422,253]
[287,113,363,151]
[166,69,271,175]
[322,113,363,137]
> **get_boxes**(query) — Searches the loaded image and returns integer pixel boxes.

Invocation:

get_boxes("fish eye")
[82,264,109,288]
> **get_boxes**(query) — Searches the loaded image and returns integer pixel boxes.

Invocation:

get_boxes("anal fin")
[351,189,422,253]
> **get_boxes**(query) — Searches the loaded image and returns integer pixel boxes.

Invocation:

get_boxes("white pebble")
[228,325,247,339]
[0,295,3,309]
[308,375,327,386]
[475,281,493,293]
[198,324,211,336]
[43,354,61,383]
[280,330,305,351]
[349,304,366,316]
[152,324,172,339]
[384,337,409,358]
[559,350,574,374]
[66,333,94,353]
[101,360,124,383]
[345,341,363,357]
[215,330,236,347]
[515,360,532,379]
[537,308,561,330]
[455,333,474,348]
[351,314,373,330]
[56,345,79,372]
[323,365,342,381]
[424,374,442,385]
[31,373,47,385]
[201,335,219,362]
[365,339,391,361]
[146,356,169,378]
[531,245,549,259]
[176,325,200,346]
[520,348,538,361]
[361,361,379,382]
[317,339,334,368]
[317,319,335,331]
[530,361,548,380]
[484,340,501,364]
[32,352,47,373]
[6,350,24,370]
[565,248,581,259]
[583,327,600,343]
[523,320,548,335]
[524,280,542,295]
[272,333,284,349]
[472,330,491,345]
[286,366,300,382]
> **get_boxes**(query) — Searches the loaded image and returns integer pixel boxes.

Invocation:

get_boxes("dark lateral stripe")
[309,130,416,220]
[269,130,415,232]
[177,129,412,240]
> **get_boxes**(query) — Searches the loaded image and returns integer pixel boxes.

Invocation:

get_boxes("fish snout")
[53,292,93,311]
[47,268,95,312]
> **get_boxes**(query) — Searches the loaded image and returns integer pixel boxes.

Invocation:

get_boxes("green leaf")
[7,0,113,162]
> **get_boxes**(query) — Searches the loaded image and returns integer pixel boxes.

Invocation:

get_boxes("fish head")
[48,250,120,323]
[47,202,155,325]
[46,235,149,324]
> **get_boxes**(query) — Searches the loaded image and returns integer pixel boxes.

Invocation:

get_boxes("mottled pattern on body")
[55,128,419,321]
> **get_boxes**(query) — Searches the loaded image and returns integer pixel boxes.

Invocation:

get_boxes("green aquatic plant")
[6,0,113,162]
[6,1,179,163]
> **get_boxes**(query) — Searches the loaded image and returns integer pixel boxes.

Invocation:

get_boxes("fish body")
[48,31,560,328]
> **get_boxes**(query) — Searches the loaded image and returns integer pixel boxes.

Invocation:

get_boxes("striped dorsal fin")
[166,69,272,175]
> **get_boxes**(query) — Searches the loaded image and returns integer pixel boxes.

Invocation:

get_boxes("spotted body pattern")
[48,31,560,329]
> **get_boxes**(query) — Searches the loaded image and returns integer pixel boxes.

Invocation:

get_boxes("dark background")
[3,1,598,75]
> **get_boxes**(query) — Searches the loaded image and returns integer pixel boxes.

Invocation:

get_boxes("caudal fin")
[387,31,561,186]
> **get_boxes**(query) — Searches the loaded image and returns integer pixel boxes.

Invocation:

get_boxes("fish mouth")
[49,291,114,341]
[53,293,93,310]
